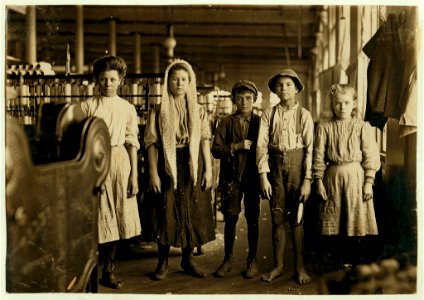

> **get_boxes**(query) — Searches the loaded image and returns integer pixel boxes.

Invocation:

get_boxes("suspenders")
[269,104,303,137]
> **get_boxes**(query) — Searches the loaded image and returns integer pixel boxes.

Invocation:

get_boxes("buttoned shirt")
[236,113,250,138]
[256,102,314,179]
[230,113,251,155]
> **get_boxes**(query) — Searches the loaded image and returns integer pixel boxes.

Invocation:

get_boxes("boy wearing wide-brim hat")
[256,69,313,284]
[212,80,262,279]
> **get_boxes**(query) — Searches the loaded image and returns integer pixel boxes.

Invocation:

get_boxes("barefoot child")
[313,84,380,268]
[257,69,313,284]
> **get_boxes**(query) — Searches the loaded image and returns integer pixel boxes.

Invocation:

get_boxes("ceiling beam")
[28,22,316,38]
[33,32,316,49]
[44,43,311,61]
[31,5,319,24]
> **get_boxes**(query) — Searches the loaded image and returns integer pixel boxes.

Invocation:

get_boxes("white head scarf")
[160,59,201,189]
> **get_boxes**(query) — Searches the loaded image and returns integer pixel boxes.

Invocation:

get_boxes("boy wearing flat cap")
[212,80,261,278]
[257,69,313,284]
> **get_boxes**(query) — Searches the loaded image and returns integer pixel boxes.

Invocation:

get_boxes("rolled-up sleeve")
[302,110,314,180]
[125,104,140,149]
[361,122,381,178]
[256,109,271,173]
[144,108,160,150]
[313,122,328,179]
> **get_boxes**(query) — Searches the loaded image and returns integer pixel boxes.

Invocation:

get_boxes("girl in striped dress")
[313,84,381,268]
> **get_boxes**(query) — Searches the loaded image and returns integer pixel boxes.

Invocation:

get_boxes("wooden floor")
[98,201,326,295]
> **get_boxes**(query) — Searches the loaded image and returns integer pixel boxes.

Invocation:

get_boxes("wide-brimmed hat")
[268,69,304,93]
[231,80,258,101]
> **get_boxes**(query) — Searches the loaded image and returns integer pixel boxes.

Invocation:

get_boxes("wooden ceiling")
[6,5,322,87]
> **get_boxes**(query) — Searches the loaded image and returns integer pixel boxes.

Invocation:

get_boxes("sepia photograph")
[2,1,422,299]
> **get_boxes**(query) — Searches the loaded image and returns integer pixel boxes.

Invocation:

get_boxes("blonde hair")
[329,84,358,118]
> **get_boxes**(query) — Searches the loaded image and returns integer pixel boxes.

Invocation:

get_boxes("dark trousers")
[221,183,260,262]
[223,212,259,262]
[268,148,305,226]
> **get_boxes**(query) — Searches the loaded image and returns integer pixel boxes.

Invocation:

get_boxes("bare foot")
[261,267,283,282]
[295,268,311,285]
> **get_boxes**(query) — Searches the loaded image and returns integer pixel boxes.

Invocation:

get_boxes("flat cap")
[231,80,258,100]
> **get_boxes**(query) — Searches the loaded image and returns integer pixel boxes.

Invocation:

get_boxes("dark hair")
[168,63,191,82]
[92,55,127,80]
[329,84,358,118]
[232,87,256,102]
[231,80,258,103]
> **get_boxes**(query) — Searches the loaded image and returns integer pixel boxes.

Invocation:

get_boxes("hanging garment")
[363,13,403,130]
[398,8,418,137]
[363,10,417,136]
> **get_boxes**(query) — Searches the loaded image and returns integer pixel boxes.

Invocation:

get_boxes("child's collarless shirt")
[257,102,314,179]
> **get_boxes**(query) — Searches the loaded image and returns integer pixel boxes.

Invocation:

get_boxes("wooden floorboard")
[98,201,322,295]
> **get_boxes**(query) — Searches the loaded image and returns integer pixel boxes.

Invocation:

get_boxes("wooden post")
[153,44,160,73]
[109,18,117,56]
[75,5,84,73]
[134,33,141,73]
[26,6,37,63]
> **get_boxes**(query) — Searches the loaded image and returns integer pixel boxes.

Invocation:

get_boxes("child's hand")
[363,182,373,201]
[299,179,311,202]
[260,173,272,200]
[202,169,213,190]
[127,175,139,198]
[149,172,161,193]
[316,179,328,201]
[234,140,252,151]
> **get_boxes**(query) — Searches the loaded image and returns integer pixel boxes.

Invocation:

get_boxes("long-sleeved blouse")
[313,118,381,180]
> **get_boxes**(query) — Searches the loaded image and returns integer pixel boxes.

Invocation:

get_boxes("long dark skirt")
[154,147,215,248]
